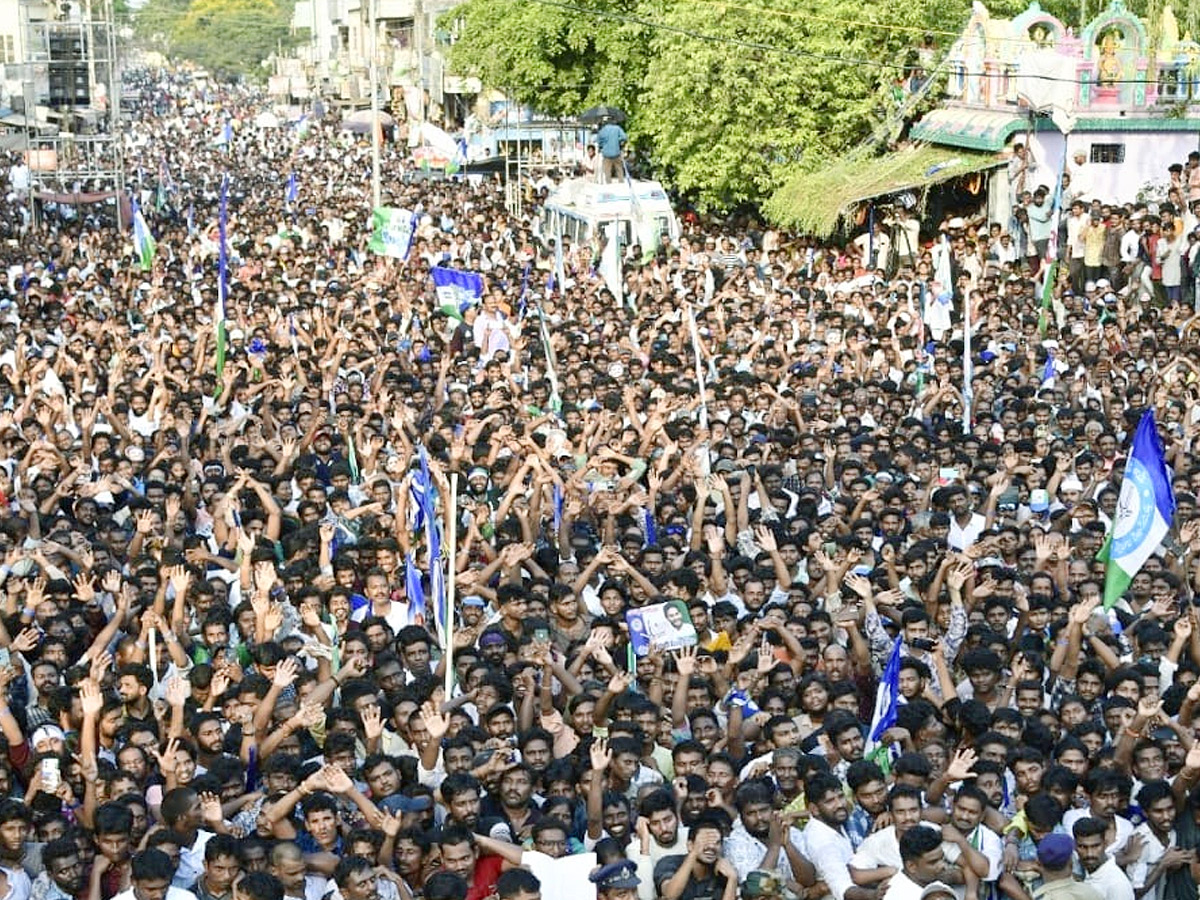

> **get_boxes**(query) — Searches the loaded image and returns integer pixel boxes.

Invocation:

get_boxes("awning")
[910,107,1043,151]
[765,144,1003,235]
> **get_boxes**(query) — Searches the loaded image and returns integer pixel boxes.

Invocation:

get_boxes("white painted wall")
[1026,130,1200,205]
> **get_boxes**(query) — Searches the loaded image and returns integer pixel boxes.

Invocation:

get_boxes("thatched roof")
[765,144,1003,236]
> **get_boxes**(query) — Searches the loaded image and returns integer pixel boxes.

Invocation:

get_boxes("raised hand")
[674,646,698,676]
[152,738,180,776]
[273,656,299,689]
[589,737,612,774]
[944,748,978,782]
[322,764,353,794]
[362,704,384,742]
[421,702,450,741]
[80,678,104,717]
[199,791,224,825]
[164,675,190,708]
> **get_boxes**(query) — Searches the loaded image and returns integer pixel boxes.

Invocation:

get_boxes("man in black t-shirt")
[654,818,737,900]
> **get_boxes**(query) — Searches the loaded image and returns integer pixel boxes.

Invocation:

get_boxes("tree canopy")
[444,0,1155,209]
[132,0,294,78]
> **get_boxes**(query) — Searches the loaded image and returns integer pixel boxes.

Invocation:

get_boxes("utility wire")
[522,0,1176,86]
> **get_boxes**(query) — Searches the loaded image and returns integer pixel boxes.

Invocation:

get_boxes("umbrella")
[254,111,280,129]
[342,109,395,132]
[579,105,626,125]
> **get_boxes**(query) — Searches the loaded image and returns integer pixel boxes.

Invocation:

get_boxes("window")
[0,36,14,65]
[1090,143,1125,164]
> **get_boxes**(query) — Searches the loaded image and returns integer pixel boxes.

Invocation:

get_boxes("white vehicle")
[542,176,680,255]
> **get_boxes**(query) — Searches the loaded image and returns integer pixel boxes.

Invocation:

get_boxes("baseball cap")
[1037,833,1075,868]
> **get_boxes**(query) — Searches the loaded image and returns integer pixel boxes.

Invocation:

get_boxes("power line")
[522,0,1172,86]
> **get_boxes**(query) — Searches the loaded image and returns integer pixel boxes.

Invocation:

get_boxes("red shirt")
[466,855,505,900]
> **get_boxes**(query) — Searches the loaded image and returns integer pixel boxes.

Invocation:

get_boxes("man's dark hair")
[131,849,175,883]
[425,873,469,900]
[205,834,239,862]
[805,772,844,804]
[496,869,541,900]
[1072,816,1107,841]
[239,873,285,900]
[0,799,30,826]
[94,803,133,836]
[42,837,78,873]
[160,788,198,828]
[437,824,476,850]
[333,856,375,891]
[899,824,943,863]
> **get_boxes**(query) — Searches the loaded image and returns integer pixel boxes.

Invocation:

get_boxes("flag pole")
[444,473,458,699]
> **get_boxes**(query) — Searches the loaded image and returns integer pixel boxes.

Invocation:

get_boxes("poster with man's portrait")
[626,601,698,657]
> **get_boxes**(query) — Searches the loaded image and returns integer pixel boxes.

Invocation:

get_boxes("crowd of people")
[0,64,1199,900]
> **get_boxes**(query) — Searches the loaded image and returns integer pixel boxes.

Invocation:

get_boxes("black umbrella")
[580,105,626,124]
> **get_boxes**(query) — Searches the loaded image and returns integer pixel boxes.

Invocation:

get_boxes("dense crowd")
[0,66,1199,900]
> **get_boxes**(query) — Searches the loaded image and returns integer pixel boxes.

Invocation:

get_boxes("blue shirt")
[597,124,627,159]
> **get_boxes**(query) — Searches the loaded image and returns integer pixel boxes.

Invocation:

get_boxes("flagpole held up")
[444,473,458,700]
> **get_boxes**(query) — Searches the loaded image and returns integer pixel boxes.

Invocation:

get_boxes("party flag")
[215,174,229,391]
[131,199,156,271]
[866,636,902,773]
[1098,410,1175,610]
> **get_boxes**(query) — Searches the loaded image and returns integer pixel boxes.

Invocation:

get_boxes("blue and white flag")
[404,553,426,627]
[431,266,484,319]
[1100,410,1175,609]
[285,171,298,205]
[1042,349,1056,387]
[866,636,903,772]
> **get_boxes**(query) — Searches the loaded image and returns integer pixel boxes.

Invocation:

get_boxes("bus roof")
[544,177,672,215]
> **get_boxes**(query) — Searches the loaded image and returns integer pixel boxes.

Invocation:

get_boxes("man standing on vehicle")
[597,117,627,183]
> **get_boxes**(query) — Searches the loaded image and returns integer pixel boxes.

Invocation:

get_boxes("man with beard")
[436,826,503,900]
[115,666,155,724]
[630,789,688,900]
[490,764,540,843]
[1074,817,1135,900]
[32,838,82,900]
[440,774,483,834]
[1129,780,1195,900]
[724,781,813,889]
[799,772,868,900]
[850,785,939,890]
[882,827,948,900]
[189,715,228,772]
[655,817,737,900]
[940,786,1003,900]
[189,836,240,900]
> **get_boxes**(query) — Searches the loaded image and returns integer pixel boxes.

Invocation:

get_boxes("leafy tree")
[133,0,294,77]
[443,0,652,117]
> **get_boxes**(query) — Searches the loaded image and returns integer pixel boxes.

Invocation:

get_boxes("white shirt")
[1063,810,1134,858]
[1128,822,1172,900]
[882,872,925,900]
[850,825,904,871]
[1083,858,1135,900]
[948,512,986,552]
[942,825,1004,900]
[113,889,197,900]
[0,865,30,900]
[799,818,856,900]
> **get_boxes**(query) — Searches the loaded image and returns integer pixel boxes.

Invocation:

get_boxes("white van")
[542,176,681,255]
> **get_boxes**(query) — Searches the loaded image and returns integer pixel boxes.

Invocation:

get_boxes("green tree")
[443,0,652,117]
[133,0,294,77]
